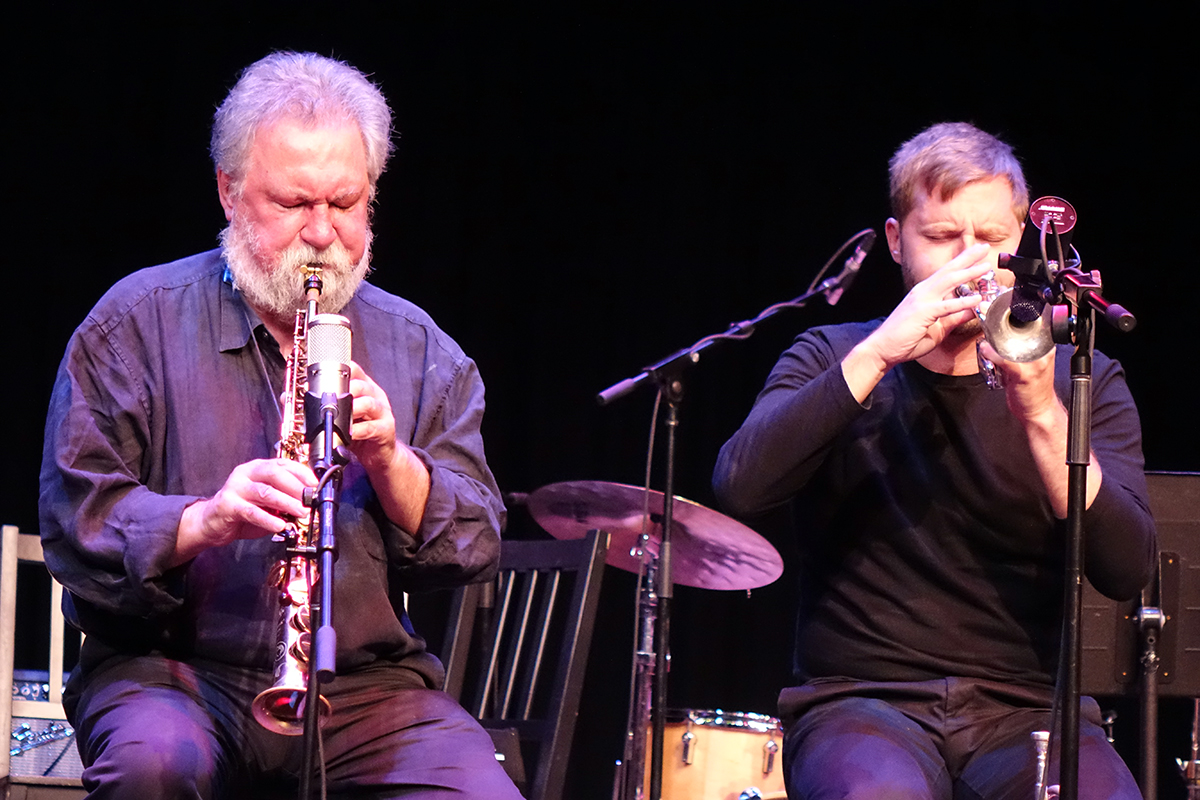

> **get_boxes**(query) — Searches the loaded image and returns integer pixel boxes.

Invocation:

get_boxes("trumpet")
[1032,730,1051,800]
[956,271,1054,389]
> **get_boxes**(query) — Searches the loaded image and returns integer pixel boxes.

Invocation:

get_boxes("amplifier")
[8,675,85,781]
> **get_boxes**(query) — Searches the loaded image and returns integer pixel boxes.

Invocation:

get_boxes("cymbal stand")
[614,551,659,800]
[597,229,876,800]
[610,385,680,800]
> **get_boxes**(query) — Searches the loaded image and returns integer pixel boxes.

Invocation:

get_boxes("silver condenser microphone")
[304,314,353,470]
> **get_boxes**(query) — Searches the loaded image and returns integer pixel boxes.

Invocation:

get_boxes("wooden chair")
[0,525,85,799]
[442,529,608,800]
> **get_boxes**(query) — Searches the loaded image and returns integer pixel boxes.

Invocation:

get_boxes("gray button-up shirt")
[40,249,503,687]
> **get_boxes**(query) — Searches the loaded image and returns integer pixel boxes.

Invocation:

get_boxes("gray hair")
[889,122,1029,223]
[211,51,394,198]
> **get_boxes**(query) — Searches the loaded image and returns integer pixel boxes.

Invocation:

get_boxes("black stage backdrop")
[10,5,1197,798]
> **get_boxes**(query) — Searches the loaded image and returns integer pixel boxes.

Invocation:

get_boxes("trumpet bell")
[983,289,1054,363]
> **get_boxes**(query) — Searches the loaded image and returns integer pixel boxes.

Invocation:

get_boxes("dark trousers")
[66,653,523,799]
[780,677,1141,800]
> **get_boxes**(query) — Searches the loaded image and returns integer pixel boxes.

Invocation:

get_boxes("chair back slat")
[517,571,559,720]
[442,529,609,800]
[498,570,537,718]
[478,572,514,718]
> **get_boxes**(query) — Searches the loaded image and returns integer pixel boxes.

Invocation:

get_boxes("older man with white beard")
[39,52,522,799]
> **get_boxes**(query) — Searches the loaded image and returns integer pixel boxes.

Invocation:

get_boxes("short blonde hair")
[889,122,1029,223]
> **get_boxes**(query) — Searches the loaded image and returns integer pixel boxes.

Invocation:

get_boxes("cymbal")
[526,481,783,590]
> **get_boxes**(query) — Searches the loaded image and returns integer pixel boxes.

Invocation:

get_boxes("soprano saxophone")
[251,267,333,735]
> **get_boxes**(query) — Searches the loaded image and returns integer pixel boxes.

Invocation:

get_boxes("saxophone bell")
[251,555,332,735]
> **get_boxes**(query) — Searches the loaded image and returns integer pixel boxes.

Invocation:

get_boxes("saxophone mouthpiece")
[303,265,324,300]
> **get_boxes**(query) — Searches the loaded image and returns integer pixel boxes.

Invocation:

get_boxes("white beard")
[219,213,373,323]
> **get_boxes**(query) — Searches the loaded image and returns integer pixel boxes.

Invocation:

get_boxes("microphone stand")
[599,230,874,800]
[299,396,349,800]
[1046,264,1136,800]
[1058,305,1092,800]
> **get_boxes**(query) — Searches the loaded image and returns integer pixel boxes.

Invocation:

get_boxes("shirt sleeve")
[374,341,504,593]
[1078,354,1157,600]
[713,326,868,518]
[38,320,194,620]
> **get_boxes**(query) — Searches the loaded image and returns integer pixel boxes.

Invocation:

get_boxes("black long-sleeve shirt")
[713,321,1155,690]
[39,249,504,688]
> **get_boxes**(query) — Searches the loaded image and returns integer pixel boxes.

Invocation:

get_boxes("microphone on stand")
[822,230,876,306]
[1000,196,1078,323]
[304,314,353,472]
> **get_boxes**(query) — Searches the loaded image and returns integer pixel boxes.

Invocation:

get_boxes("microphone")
[823,230,876,306]
[1001,196,1078,323]
[304,314,353,472]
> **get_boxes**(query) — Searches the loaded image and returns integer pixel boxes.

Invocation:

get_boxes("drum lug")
[651,708,785,797]
[681,729,696,765]
[762,736,779,775]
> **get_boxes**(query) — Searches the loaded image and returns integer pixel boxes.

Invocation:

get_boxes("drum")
[646,709,786,800]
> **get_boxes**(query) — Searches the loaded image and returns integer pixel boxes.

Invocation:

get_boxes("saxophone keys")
[289,631,312,665]
[289,603,312,633]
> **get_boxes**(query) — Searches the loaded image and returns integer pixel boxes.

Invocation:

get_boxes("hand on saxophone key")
[173,458,319,566]
[347,360,432,536]
[348,361,398,469]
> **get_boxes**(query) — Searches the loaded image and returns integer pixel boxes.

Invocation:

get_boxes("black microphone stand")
[1042,260,1137,800]
[599,230,874,800]
[1057,303,1093,800]
[299,395,350,800]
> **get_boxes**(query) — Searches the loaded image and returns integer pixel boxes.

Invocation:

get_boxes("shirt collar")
[218,261,266,353]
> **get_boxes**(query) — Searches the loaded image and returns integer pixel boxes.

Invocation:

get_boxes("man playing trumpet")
[713,122,1153,799]
[40,51,522,799]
